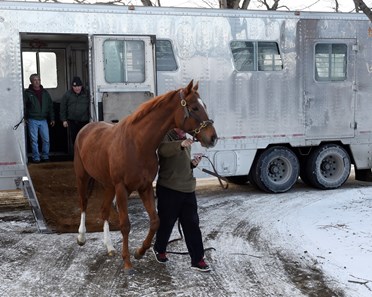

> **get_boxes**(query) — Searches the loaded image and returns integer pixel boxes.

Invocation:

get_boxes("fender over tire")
[252,146,299,193]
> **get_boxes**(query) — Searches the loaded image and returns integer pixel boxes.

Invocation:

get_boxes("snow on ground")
[0,177,372,296]
[237,184,372,296]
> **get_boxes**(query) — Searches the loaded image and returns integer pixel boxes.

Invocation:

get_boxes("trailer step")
[22,176,51,234]
[0,189,30,210]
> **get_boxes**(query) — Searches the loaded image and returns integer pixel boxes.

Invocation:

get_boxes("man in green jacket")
[24,73,55,163]
[152,128,211,272]
[60,76,90,147]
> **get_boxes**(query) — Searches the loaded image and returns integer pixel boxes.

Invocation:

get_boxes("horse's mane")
[127,89,179,125]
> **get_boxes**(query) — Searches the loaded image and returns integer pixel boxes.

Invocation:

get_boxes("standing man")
[24,73,55,163]
[152,128,211,272]
[60,76,90,148]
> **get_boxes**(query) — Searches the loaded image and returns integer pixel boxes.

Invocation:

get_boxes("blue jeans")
[28,119,50,161]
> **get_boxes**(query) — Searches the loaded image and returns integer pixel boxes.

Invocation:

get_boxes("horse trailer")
[1,0,372,194]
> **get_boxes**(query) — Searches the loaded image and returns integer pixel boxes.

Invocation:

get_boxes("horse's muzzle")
[197,132,217,148]
[207,133,218,148]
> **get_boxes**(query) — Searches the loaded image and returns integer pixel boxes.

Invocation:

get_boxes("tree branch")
[354,0,372,22]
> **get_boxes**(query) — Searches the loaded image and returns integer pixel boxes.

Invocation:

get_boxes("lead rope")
[166,220,216,255]
[13,117,24,130]
[200,155,229,190]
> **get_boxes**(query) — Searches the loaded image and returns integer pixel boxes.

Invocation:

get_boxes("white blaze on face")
[198,98,207,112]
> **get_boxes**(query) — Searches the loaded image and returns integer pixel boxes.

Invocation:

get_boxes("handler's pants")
[153,184,205,266]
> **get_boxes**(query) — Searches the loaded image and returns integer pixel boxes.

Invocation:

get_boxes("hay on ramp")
[28,162,121,233]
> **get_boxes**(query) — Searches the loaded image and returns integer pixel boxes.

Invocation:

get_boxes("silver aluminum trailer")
[1,1,372,194]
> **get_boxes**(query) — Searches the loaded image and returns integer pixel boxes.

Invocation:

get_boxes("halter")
[179,90,214,139]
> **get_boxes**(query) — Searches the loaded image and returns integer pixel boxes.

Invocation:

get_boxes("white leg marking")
[77,212,86,245]
[103,220,116,255]
[112,195,119,212]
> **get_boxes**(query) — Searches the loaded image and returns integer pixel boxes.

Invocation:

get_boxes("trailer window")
[315,43,347,81]
[230,41,255,71]
[230,41,282,72]
[103,40,145,83]
[22,52,57,88]
[258,42,283,71]
[156,40,178,71]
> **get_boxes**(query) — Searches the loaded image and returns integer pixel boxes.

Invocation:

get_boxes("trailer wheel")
[252,146,299,193]
[305,144,350,190]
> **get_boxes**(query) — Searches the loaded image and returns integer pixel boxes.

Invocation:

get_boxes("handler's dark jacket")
[157,130,196,193]
[24,85,55,121]
[60,88,90,122]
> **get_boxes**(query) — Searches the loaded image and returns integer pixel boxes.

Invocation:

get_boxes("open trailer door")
[92,35,157,123]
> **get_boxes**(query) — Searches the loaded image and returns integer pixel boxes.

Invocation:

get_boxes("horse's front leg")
[76,172,90,246]
[114,183,133,273]
[134,185,159,259]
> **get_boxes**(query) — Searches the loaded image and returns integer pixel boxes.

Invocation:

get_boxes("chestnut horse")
[74,80,217,273]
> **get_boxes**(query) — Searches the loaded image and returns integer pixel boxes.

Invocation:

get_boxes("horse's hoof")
[124,267,135,275]
[134,248,143,260]
[108,249,117,257]
[77,238,86,246]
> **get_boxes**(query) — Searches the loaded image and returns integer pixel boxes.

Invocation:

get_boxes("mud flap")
[355,169,372,182]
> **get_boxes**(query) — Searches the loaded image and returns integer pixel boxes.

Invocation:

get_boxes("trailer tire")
[305,144,350,190]
[252,146,299,193]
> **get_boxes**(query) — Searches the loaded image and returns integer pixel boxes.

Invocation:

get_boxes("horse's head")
[177,80,217,148]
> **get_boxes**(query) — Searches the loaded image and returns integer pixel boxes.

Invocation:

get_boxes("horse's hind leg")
[75,153,91,246]
[114,183,133,272]
[101,186,117,256]
[76,176,91,245]
[134,185,159,259]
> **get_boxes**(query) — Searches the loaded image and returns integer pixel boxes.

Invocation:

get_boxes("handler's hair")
[29,73,40,82]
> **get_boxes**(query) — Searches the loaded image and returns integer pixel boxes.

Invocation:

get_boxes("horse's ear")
[184,79,194,95]
[193,81,199,91]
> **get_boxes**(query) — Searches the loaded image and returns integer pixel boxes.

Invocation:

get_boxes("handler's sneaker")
[191,259,211,272]
[152,247,168,263]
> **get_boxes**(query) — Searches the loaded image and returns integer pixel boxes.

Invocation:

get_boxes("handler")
[152,128,211,272]
[60,76,90,147]
[24,73,55,163]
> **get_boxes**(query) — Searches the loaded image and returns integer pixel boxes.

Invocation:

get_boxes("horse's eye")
[192,107,199,112]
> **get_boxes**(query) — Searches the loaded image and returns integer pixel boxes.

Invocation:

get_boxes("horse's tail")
[87,177,95,198]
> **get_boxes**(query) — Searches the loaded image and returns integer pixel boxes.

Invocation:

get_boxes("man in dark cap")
[24,73,55,163]
[60,76,90,149]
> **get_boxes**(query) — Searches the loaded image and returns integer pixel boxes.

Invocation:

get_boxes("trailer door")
[92,35,156,122]
[304,39,356,139]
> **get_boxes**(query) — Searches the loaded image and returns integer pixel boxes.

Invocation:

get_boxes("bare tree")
[141,0,153,6]
[34,0,372,18]
[139,0,372,22]
[354,0,372,21]
[258,0,278,10]
[219,0,251,9]
[333,0,339,12]
[219,0,290,11]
